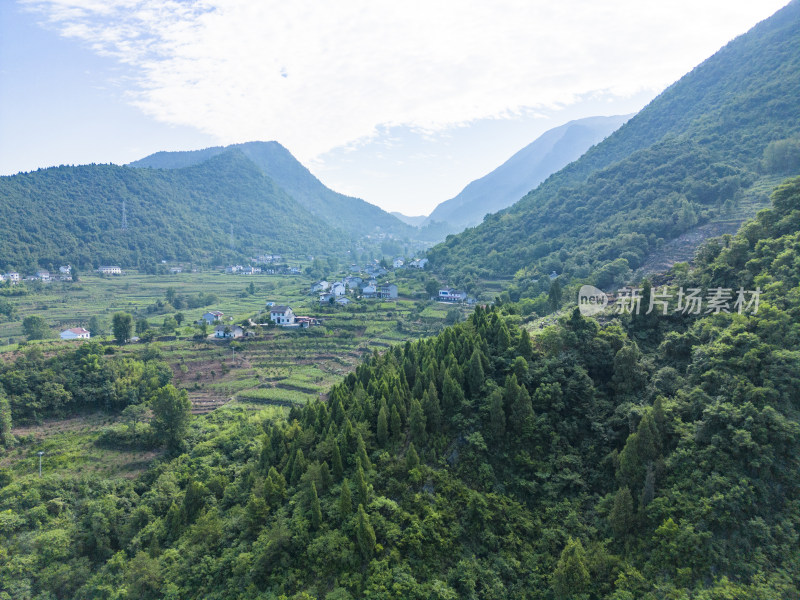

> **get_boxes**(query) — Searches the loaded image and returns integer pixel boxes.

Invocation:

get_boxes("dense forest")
[1,177,798,599]
[427,0,800,298]
[0,150,350,273]
[131,142,415,239]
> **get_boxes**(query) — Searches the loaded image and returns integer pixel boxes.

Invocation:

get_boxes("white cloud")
[22,0,790,162]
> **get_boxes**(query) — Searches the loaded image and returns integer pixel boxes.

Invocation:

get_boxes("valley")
[2,2,800,598]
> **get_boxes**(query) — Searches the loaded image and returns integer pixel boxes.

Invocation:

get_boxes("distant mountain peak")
[423,114,631,233]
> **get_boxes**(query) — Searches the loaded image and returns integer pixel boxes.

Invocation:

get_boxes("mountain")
[0,150,349,272]
[4,178,800,598]
[428,0,800,300]
[390,212,428,227]
[130,141,413,237]
[425,115,630,232]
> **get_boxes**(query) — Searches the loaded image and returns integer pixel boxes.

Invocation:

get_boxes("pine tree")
[487,388,506,441]
[290,449,306,485]
[442,370,465,414]
[517,329,533,360]
[356,465,368,507]
[423,387,442,433]
[357,433,371,470]
[551,537,590,599]
[377,404,389,447]
[339,478,353,518]
[609,486,635,537]
[265,467,286,506]
[409,398,427,445]
[406,442,420,471]
[320,461,333,493]
[505,374,533,436]
[356,504,376,559]
[390,405,402,441]
[331,444,344,480]
[310,482,322,530]
[466,349,485,398]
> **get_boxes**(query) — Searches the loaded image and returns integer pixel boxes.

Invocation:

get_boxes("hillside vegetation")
[428,0,800,299]
[0,151,349,273]
[2,177,799,599]
[130,141,414,238]
[425,115,629,233]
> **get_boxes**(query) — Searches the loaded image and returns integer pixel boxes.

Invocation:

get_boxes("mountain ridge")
[424,114,630,232]
[130,141,413,237]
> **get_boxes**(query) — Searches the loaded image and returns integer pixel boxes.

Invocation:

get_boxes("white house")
[200,310,224,324]
[393,258,404,269]
[97,266,122,275]
[36,270,51,282]
[378,284,398,299]
[59,265,71,274]
[169,267,182,274]
[311,280,330,293]
[362,284,377,298]
[270,305,295,325]
[411,258,428,269]
[331,282,346,297]
[60,327,90,340]
[319,293,335,305]
[215,325,244,338]
[438,288,467,302]
[335,297,350,306]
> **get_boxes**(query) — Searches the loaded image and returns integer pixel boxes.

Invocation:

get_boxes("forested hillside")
[428,0,800,298]
[131,142,413,237]
[425,115,629,233]
[2,177,798,599]
[0,150,349,272]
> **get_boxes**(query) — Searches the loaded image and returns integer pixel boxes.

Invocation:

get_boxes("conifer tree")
[290,449,306,485]
[466,349,485,398]
[409,398,427,445]
[442,370,465,414]
[357,433,371,470]
[331,444,344,480]
[310,482,322,530]
[609,486,635,537]
[356,465,369,507]
[422,388,442,433]
[339,478,352,518]
[320,461,333,493]
[390,405,402,441]
[517,328,533,360]
[406,442,420,471]
[377,404,389,447]
[356,504,376,559]
[487,388,506,441]
[552,537,590,599]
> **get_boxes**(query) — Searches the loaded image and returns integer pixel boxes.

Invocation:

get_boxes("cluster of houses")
[224,264,301,275]
[312,277,399,305]
[199,305,321,339]
[1,265,74,284]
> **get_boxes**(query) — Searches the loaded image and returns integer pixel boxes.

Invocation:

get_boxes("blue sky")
[0,1,790,215]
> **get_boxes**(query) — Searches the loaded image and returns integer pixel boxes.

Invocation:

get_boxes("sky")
[0,1,791,216]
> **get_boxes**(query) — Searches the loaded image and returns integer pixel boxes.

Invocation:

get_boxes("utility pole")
[38,451,44,477]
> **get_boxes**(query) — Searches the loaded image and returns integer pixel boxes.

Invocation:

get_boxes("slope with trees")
[2,177,799,599]
[0,150,349,273]
[427,0,800,300]
[130,141,414,237]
